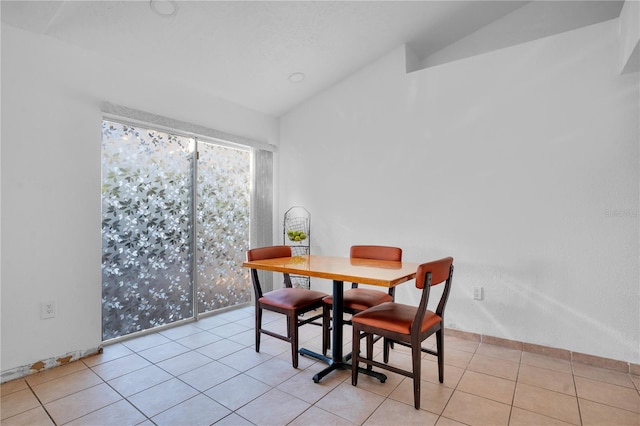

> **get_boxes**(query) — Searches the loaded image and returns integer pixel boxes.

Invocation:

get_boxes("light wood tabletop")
[243,254,420,383]
[242,254,419,287]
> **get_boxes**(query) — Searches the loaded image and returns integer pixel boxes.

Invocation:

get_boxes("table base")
[299,348,387,383]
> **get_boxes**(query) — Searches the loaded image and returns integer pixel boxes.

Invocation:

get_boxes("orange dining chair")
[351,257,454,409]
[247,245,329,368]
[322,245,402,356]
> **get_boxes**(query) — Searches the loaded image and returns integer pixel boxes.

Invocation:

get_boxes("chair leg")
[366,334,374,370]
[255,305,262,353]
[290,313,299,368]
[436,328,444,383]
[286,316,291,338]
[322,303,331,356]
[412,342,422,410]
[383,337,390,363]
[351,325,360,386]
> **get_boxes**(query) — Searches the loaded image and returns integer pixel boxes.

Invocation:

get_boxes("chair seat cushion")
[351,302,441,335]
[323,288,393,312]
[260,288,327,310]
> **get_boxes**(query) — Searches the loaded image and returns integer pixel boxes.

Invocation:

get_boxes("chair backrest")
[414,257,454,329]
[247,246,293,299]
[247,245,291,262]
[350,245,402,262]
[350,246,402,293]
[415,257,453,289]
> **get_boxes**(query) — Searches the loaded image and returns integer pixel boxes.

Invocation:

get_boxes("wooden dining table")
[242,254,419,383]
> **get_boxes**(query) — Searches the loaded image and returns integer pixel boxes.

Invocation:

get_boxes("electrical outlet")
[473,287,483,300]
[41,301,56,319]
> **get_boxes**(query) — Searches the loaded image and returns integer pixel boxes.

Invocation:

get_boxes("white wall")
[0,25,279,375]
[620,0,640,73]
[279,19,639,363]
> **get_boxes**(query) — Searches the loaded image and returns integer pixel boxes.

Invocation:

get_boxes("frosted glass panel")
[196,141,251,313]
[101,120,194,340]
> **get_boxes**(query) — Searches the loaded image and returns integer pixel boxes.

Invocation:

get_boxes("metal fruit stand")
[283,206,310,289]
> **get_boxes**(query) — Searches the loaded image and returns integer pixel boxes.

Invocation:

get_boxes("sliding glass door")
[101,120,251,340]
[196,141,251,315]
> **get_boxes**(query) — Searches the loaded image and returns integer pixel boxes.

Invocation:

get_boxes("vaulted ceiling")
[1,1,625,117]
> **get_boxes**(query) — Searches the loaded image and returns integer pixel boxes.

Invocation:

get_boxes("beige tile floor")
[2,306,639,425]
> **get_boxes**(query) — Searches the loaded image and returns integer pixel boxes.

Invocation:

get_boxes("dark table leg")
[306,280,387,384]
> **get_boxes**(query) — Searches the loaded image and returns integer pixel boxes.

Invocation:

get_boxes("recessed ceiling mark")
[150,0,177,17]
[288,72,306,83]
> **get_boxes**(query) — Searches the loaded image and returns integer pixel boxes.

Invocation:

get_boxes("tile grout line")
[505,350,523,425]
[95,361,159,426]
[570,359,585,426]
[23,379,57,426]
[435,338,479,424]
